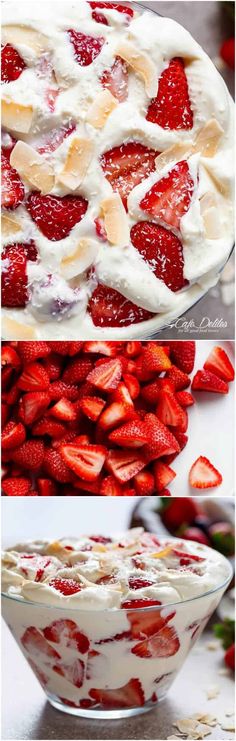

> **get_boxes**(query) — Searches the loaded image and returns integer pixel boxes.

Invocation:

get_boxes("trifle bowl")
[1,1,234,340]
[2,528,232,718]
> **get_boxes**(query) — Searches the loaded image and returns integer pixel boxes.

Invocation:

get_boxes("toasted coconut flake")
[2,25,48,55]
[57,137,94,190]
[46,541,62,554]
[194,119,224,158]
[206,641,219,651]
[155,142,193,173]
[151,547,173,559]
[200,192,221,239]
[60,238,98,279]
[174,719,199,735]
[206,684,220,700]
[1,213,22,237]
[2,318,36,340]
[10,141,54,194]
[2,100,33,134]
[100,193,129,246]
[220,719,235,732]
[116,41,156,96]
[86,90,117,129]
[193,713,218,727]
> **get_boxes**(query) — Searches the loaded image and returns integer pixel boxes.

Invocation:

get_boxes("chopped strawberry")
[161,497,200,530]
[18,362,50,392]
[1,43,26,83]
[18,342,50,364]
[49,398,77,422]
[156,391,187,429]
[43,448,72,483]
[100,475,123,495]
[101,56,128,102]
[21,626,61,661]
[67,29,104,66]
[32,417,66,439]
[122,598,161,609]
[225,643,235,671]
[87,358,123,392]
[191,369,228,394]
[123,374,140,400]
[125,342,142,357]
[132,625,180,658]
[144,413,180,461]
[169,341,195,374]
[83,341,119,357]
[73,476,103,494]
[167,365,190,390]
[109,419,148,448]
[48,381,79,402]
[141,378,175,405]
[90,678,144,709]
[1,244,28,308]
[60,443,107,481]
[146,57,193,130]
[203,346,234,382]
[134,470,155,496]
[88,284,154,327]
[130,221,186,292]
[129,577,154,590]
[175,391,195,407]
[2,477,32,496]
[99,386,134,430]
[101,142,157,209]
[94,216,107,240]
[1,153,25,209]
[49,578,82,595]
[106,449,146,482]
[1,404,9,428]
[37,479,58,496]
[189,456,222,489]
[37,121,76,155]
[90,2,134,25]
[2,421,26,450]
[12,440,44,471]
[127,609,171,639]
[1,344,21,369]
[140,160,194,231]
[43,619,89,654]
[153,461,176,492]
[80,396,106,421]
[48,341,83,356]
[141,343,172,374]
[54,658,85,688]
[26,193,88,241]
[220,38,235,70]
[19,391,50,425]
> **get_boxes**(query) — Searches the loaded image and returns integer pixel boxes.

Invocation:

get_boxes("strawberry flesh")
[1,43,26,83]
[101,142,157,209]
[88,284,154,327]
[67,30,104,66]
[146,57,193,130]
[1,152,25,209]
[140,160,194,231]
[130,221,186,292]
[26,193,88,241]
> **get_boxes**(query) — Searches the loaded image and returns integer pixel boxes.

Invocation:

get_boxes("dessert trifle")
[2,528,232,717]
[1,1,234,340]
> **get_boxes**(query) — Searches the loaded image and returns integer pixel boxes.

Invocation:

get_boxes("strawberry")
[21,626,60,660]
[90,678,144,709]
[1,404,9,428]
[141,343,172,374]
[83,341,119,356]
[181,527,210,547]
[43,619,89,653]
[73,476,103,494]
[2,477,31,496]
[176,391,195,407]
[60,443,107,481]
[87,358,122,392]
[48,341,83,356]
[127,609,170,639]
[156,391,187,428]
[67,30,104,66]
[88,284,154,327]
[18,362,50,392]
[90,2,134,25]
[37,479,58,496]
[146,57,193,130]
[1,153,25,209]
[99,387,134,430]
[161,497,200,530]
[225,644,235,671]
[220,38,235,70]
[130,221,186,292]
[12,440,44,471]
[1,43,26,83]
[1,344,21,369]
[144,413,180,461]
[37,121,76,155]
[32,417,66,438]
[2,421,26,450]
[41,353,63,381]
[106,450,146,482]
[48,381,79,402]
[122,598,161,609]
[94,216,107,240]
[43,448,72,483]
[140,160,194,231]
[203,346,234,382]
[129,577,154,590]
[80,396,106,421]
[109,419,148,448]
[19,391,50,425]
[169,341,196,374]
[123,374,140,400]
[18,342,50,364]
[26,193,88,241]
[167,365,190,390]
[191,369,228,394]
[49,398,77,422]
[134,471,155,496]
[141,378,175,404]
[153,461,176,492]
[49,578,82,595]
[1,244,28,307]
[132,625,180,658]
[189,456,222,489]
[125,342,142,357]
[100,475,123,495]
[101,142,157,209]
[101,56,128,102]
[62,358,93,384]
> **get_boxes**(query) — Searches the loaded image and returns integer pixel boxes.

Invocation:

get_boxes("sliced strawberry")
[54,658,85,688]
[144,413,180,461]
[191,369,228,394]
[43,619,89,654]
[19,391,50,425]
[142,378,175,404]
[2,421,26,450]
[67,30,104,66]
[2,477,31,496]
[127,609,171,639]
[122,598,161,609]
[189,456,222,489]
[49,577,82,595]
[101,56,128,102]
[88,284,154,327]
[203,346,234,382]
[49,398,77,422]
[18,342,50,364]
[21,626,60,661]
[37,479,58,496]
[101,142,157,209]
[44,448,72,483]
[156,391,187,428]
[100,475,123,495]
[130,221,186,292]
[123,374,140,400]
[125,342,142,358]
[132,625,180,658]
[1,43,26,83]
[175,391,195,407]
[140,160,194,231]
[48,381,80,402]
[26,193,88,241]
[1,244,28,308]
[146,57,193,130]
[109,419,148,448]
[106,449,146,482]
[169,341,195,373]
[1,404,9,428]
[41,353,63,381]
[18,362,50,392]
[37,121,76,155]
[90,678,144,709]
[73,476,103,494]
[167,365,190,390]
[99,386,134,430]
[1,153,25,209]
[32,417,66,439]
[80,396,106,421]
[1,344,21,369]
[62,358,92,384]
[90,2,134,25]
[48,341,83,356]
[141,343,172,374]
[60,443,107,481]
[220,38,235,70]
[134,470,155,496]
[153,461,176,492]
[12,440,44,471]
[83,341,119,356]
[87,358,123,392]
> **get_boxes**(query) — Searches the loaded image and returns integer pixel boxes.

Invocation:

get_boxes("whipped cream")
[2,0,234,340]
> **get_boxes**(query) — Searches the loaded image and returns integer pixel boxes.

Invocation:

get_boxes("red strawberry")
[18,342,50,364]
[37,122,76,155]
[54,658,85,688]
[99,385,134,430]
[122,598,161,609]
[100,475,123,495]
[21,626,60,660]
[18,362,50,392]
[19,391,50,425]
[48,341,83,356]
[43,619,89,654]
[87,358,122,392]
[153,461,176,492]
[83,341,119,356]
[49,578,82,595]
[220,38,235,70]
[140,160,194,231]
[41,353,63,381]
[2,421,26,450]
[80,396,106,421]
[101,56,128,102]
[189,456,222,489]
[43,448,72,483]
[1,43,26,83]
[106,450,146,482]
[12,440,44,470]
[1,153,25,209]
[123,374,140,400]
[101,142,157,209]
[26,193,88,241]
[191,369,228,394]
[62,358,93,384]
[141,343,172,374]
[132,625,180,658]
[144,413,180,461]
[32,417,66,439]
[125,342,142,357]
[90,678,144,709]
[89,284,154,327]
[60,443,107,481]
[156,391,187,428]
[73,476,103,494]
[127,609,170,639]
[203,346,234,382]
[130,221,186,292]
[134,470,155,496]
[90,2,134,24]
[181,528,210,547]
[109,419,148,448]
[1,344,21,369]
[49,381,79,402]
[2,477,31,496]
[167,365,190,390]
[129,577,154,590]
[1,404,9,428]
[67,30,104,66]
[37,479,58,496]
[146,57,193,130]
[169,341,195,373]
[225,643,235,671]
[176,391,195,407]
[1,244,28,307]
[141,378,175,404]
[49,398,77,422]
[161,497,200,530]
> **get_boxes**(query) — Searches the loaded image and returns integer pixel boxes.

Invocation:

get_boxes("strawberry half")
[49,577,82,595]
[106,449,146,482]
[19,391,50,425]
[88,284,154,327]
[130,221,186,292]
[90,678,144,709]
[1,245,28,308]
[156,391,187,428]
[1,152,25,209]
[87,358,123,392]
[90,2,134,25]
[144,413,180,461]
[80,396,106,421]
[134,470,155,496]
[109,419,148,448]
[1,43,26,83]
[191,370,228,394]
[140,160,194,231]
[141,343,172,374]
[26,193,88,241]
[2,477,32,496]
[2,421,26,450]
[18,342,50,364]
[101,56,128,102]
[60,443,107,481]
[44,448,73,483]
[21,626,60,660]
[67,30,104,66]
[169,341,196,374]
[189,456,223,489]
[101,142,157,209]
[203,346,234,382]
[18,362,50,392]
[146,57,193,130]
[132,625,180,658]
[153,460,176,492]
[12,440,45,471]
[83,341,119,357]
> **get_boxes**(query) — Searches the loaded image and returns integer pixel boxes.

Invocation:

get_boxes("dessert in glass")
[1,1,234,340]
[2,528,232,718]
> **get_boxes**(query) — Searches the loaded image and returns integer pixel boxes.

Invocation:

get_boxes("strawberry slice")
[1,43,26,83]
[109,419,148,448]
[101,142,157,209]
[175,391,195,407]
[18,342,50,364]
[37,121,76,155]
[141,378,175,405]
[80,396,106,421]
[87,358,123,392]
[1,152,25,209]
[127,609,172,639]
[189,456,223,489]
[156,391,187,428]
[2,477,32,496]
[49,578,82,595]
[122,598,161,609]
[141,343,172,374]
[106,450,146,482]
[99,384,134,430]
[129,577,154,590]
[37,479,58,496]
[26,193,88,241]
[167,365,190,391]
[90,2,134,25]
[123,374,140,400]
[62,358,93,384]
[67,30,104,66]
[54,658,85,688]
[21,626,61,661]
[49,398,77,422]
[169,341,196,374]
[100,475,123,495]
[18,362,50,392]
[101,56,128,102]
[60,443,107,481]
[88,284,154,327]
[144,413,180,461]
[130,221,186,292]
[48,341,83,356]
[146,57,193,130]
[48,381,80,402]
[43,448,72,483]
[90,678,144,709]
[83,341,119,356]
[43,619,89,654]
[12,440,44,471]
[132,625,180,658]
[133,471,155,496]
[153,460,176,492]
[140,160,194,231]
[2,421,26,450]
[191,369,228,394]
[203,346,234,382]
[19,391,50,425]
[1,244,28,308]
[32,417,66,439]
[1,344,21,369]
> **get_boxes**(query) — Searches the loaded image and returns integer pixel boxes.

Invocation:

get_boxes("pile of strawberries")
[1,340,234,496]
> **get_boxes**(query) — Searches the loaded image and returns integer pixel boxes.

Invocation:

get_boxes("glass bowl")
[2,556,232,719]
